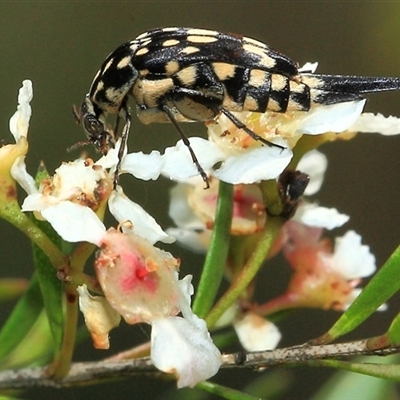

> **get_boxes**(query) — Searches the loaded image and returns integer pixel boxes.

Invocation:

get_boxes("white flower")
[234,313,281,352]
[329,230,376,279]
[99,137,226,183]
[348,113,400,136]
[9,80,32,141]
[167,176,267,252]
[79,230,221,388]
[22,158,109,212]
[283,100,366,136]
[4,80,38,195]
[151,276,221,388]
[327,230,377,309]
[296,149,328,196]
[41,201,107,244]
[281,223,377,311]
[151,315,221,388]
[212,140,292,184]
[167,179,212,253]
[293,202,349,230]
[108,187,175,244]
[120,134,291,185]
[21,160,173,245]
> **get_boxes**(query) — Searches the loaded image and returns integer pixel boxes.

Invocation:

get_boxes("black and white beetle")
[75,27,400,186]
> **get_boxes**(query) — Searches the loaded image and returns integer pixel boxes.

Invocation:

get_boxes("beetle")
[74,27,400,186]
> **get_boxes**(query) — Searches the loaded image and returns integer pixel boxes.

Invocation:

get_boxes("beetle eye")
[83,115,104,137]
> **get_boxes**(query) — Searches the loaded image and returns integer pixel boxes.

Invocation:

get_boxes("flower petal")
[121,150,164,180]
[21,193,60,211]
[293,202,349,229]
[7,80,37,194]
[166,228,209,253]
[151,316,221,388]
[41,201,106,245]
[234,313,281,351]
[108,187,175,244]
[297,150,327,195]
[213,140,292,184]
[150,274,221,387]
[95,142,120,170]
[95,229,180,324]
[294,100,366,135]
[331,230,376,279]
[77,285,121,349]
[9,80,33,141]
[161,138,225,181]
[169,182,205,230]
[11,157,38,195]
[348,112,400,136]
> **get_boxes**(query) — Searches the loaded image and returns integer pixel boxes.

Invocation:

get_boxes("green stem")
[193,181,234,318]
[205,216,283,328]
[50,282,79,380]
[260,179,283,216]
[49,242,98,378]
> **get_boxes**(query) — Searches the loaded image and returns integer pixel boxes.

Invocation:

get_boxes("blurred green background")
[0,2,400,399]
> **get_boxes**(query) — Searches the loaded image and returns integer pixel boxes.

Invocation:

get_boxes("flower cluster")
[2,72,400,387]
[6,81,221,388]
[165,149,378,350]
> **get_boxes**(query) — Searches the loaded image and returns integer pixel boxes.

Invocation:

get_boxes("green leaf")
[31,217,64,353]
[323,244,400,342]
[197,381,264,400]
[243,370,292,399]
[0,279,28,302]
[311,356,400,399]
[0,395,24,400]
[387,312,400,343]
[193,181,233,318]
[0,273,43,362]
[0,311,53,369]
[206,216,283,328]
[30,160,64,354]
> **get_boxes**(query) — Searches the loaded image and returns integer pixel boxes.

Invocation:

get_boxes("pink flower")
[94,228,181,324]
[280,222,376,311]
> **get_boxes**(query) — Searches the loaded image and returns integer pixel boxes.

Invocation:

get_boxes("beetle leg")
[162,103,210,189]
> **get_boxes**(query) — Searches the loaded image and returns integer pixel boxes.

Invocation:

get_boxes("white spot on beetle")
[249,69,268,88]
[165,60,180,75]
[176,66,198,86]
[180,46,200,55]
[136,47,149,56]
[117,55,132,69]
[186,28,218,36]
[212,62,236,81]
[162,39,180,47]
[187,35,218,44]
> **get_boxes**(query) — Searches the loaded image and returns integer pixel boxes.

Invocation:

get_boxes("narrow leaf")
[31,218,64,352]
[323,245,400,341]
[0,279,28,302]
[0,273,43,361]
[193,181,233,318]
[31,160,64,353]
[0,311,53,369]
[313,356,400,397]
[387,312,400,343]
[197,381,264,400]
